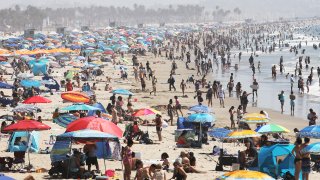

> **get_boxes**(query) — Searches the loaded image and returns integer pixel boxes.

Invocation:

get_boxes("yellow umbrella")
[226,130,261,139]
[216,170,274,180]
[241,113,269,124]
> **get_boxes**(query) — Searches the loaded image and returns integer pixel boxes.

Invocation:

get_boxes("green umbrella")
[257,124,290,134]
[61,103,101,111]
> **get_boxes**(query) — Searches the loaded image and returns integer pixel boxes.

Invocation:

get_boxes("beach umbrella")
[66,116,123,138]
[3,119,51,169]
[187,113,215,123]
[132,108,160,117]
[61,103,102,111]
[53,114,78,128]
[0,82,14,89]
[298,125,320,139]
[189,105,212,113]
[22,95,52,104]
[301,142,320,154]
[257,124,290,134]
[111,89,134,96]
[226,130,261,139]
[208,128,232,139]
[216,170,274,180]
[240,113,269,124]
[12,104,40,113]
[17,73,34,79]
[58,129,118,140]
[20,79,41,88]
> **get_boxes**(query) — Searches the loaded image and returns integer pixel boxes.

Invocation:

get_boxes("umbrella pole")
[27,131,31,170]
[200,122,202,148]
[103,140,106,172]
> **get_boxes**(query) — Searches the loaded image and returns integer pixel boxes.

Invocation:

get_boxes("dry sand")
[1,52,319,180]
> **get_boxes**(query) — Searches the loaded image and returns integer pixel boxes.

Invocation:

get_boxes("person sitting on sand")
[161,153,170,171]
[171,161,187,180]
[177,130,191,148]
[149,164,167,180]
[180,151,202,173]
[134,159,150,180]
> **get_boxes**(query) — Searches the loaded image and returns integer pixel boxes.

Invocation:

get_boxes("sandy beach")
[1,44,319,180]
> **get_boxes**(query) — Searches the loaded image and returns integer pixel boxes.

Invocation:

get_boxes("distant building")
[81,26,90,31]
[56,27,66,35]
[109,21,116,27]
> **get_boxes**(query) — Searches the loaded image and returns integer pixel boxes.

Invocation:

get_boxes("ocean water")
[209,33,320,121]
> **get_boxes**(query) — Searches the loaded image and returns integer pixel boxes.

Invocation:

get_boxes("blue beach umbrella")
[298,125,320,139]
[111,89,134,96]
[53,114,78,128]
[20,79,41,88]
[187,113,215,123]
[189,105,212,113]
[61,103,102,111]
[58,129,117,140]
[208,128,231,139]
[301,142,320,154]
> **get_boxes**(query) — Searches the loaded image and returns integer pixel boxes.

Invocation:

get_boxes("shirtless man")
[134,160,150,180]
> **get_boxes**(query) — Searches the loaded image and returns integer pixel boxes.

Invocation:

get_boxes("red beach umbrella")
[3,119,51,132]
[22,95,52,104]
[66,116,123,138]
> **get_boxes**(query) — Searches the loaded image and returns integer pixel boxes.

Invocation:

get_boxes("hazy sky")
[1,0,320,20]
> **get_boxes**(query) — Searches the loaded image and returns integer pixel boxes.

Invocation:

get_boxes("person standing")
[240,91,251,113]
[227,80,234,97]
[229,106,236,129]
[83,143,99,172]
[292,137,302,180]
[167,99,174,126]
[154,114,163,141]
[65,79,73,91]
[149,75,157,96]
[289,91,296,116]
[301,137,311,180]
[307,109,318,126]
[122,139,133,180]
[235,82,242,99]
[252,79,259,100]
[168,74,176,91]
[278,91,285,114]
[218,84,225,108]
[290,74,295,92]
[180,79,187,96]
[174,96,183,117]
[206,86,213,107]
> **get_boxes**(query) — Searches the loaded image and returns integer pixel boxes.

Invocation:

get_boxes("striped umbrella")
[216,170,274,180]
[226,130,261,139]
[53,114,78,128]
[298,125,320,139]
[240,113,269,124]
[257,124,290,134]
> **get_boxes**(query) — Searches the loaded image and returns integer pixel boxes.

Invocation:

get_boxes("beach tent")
[7,131,39,152]
[258,144,296,178]
[42,76,60,90]
[87,102,107,116]
[32,62,48,75]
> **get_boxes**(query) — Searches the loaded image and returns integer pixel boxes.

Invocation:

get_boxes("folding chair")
[11,151,25,170]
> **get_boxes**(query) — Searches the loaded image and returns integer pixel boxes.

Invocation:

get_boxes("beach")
[1,40,320,180]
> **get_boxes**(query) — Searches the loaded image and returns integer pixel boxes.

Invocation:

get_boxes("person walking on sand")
[251,78,259,100]
[122,139,134,180]
[149,75,157,96]
[180,79,187,96]
[278,90,285,113]
[168,74,176,91]
[290,91,296,116]
[290,74,295,92]
[218,84,225,108]
[167,99,174,126]
[206,86,213,107]
[227,80,234,97]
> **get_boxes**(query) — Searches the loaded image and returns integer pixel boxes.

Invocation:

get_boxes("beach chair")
[11,151,25,170]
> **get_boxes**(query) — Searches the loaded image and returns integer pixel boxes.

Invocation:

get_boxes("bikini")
[294,151,302,164]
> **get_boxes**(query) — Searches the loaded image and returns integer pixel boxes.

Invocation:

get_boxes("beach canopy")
[226,130,261,139]
[53,114,78,128]
[301,142,320,154]
[111,89,134,95]
[187,113,215,123]
[132,108,160,117]
[22,95,52,104]
[58,129,118,140]
[0,174,15,180]
[61,103,102,111]
[189,105,212,113]
[66,116,123,138]
[20,79,41,88]
[216,170,274,180]
[3,119,51,132]
[240,113,269,124]
[298,125,320,139]
[258,144,295,178]
[87,102,107,116]
[208,128,232,139]
[257,124,290,134]
[0,82,14,89]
